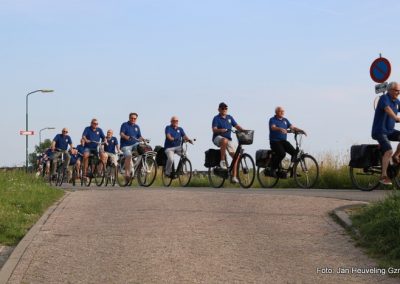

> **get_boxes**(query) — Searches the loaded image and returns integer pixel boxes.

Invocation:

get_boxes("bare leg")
[393,144,400,162]
[83,153,89,176]
[231,152,240,178]
[124,155,132,177]
[220,138,228,161]
[382,149,393,178]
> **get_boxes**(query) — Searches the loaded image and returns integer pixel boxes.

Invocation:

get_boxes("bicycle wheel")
[94,161,105,187]
[208,167,225,188]
[56,165,65,186]
[137,156,157,187]
[257,166,279,188]
[178,158,192,187]
[71,167,77,186]
[293,154,319,188]
[161,166,173,187]
[83,163,93,187]
[237,153,255,188]
[106,164,117,187]
[349,166,380,191]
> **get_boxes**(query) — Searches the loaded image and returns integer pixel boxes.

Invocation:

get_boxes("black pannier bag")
[154,146,167,166]
[349,144,381,168]
[137,144,153,155]
[204,149,221,167]
[255,149,272,167]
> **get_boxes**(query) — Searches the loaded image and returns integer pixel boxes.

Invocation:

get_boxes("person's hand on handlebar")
[280,128,288,134]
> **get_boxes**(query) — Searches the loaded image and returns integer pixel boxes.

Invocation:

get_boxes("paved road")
[1,187,399,283]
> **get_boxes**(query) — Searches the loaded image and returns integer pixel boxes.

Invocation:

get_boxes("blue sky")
[1,0,400,170]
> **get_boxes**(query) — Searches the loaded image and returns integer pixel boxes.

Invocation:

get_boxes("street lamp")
[39,127,56,145]
[26,89,54,172]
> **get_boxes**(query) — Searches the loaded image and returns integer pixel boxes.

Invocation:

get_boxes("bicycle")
[116,140,158,187]
[49,149,68,186]
[160,140,195,187]
[104,154,118,187]
[82,141,106,187]
[206,130,255,188]
[256,130,319,189]
[69,152,83,187]
[349,144,400,191]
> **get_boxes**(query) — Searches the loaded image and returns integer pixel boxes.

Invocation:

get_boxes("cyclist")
[120,112,145,183]
[371,81,400,185]
[164,116,193,178]
[68,147,79,181]
[74,138,85,179]
[82,118,108,178]
[104,129,120,166]
[50,128,74,178]
[212,102,244,183]
[269,106,306,177]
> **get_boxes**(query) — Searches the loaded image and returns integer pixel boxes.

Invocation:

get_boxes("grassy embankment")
[0,170,64,246]
[350,192,400,269]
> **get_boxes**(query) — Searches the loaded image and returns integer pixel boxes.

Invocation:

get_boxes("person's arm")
[384,106,400,122]
[235,124,244,131]
[289,125,307,136]
[166,133,175,141]
[51,140,56,151]
[183,135,193,144]
[271,124,287,134]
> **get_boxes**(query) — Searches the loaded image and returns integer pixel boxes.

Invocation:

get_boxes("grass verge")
[350,192,400,268]
[0,170,64,246]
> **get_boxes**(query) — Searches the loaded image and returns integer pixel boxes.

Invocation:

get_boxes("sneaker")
[379,176,392,186]
[231,176,239,183]
[220,160,227,170]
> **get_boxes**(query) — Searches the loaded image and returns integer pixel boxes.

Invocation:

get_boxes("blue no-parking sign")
[370,57,391,83]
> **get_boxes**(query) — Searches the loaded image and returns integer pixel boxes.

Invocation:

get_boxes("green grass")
[351,192,400,268]
[0,170,64,246]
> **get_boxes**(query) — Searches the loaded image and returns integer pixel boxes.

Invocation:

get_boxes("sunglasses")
[130,117,137,120]
[62,131,68,133]
[92,122,98,125]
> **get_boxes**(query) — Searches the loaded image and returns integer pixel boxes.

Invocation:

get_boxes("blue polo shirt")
[372,93,400,136]
[76,145,85,156]
[120,122,142,147]
[164,126,186,149]
[69,149,79,166]
[82,126,105,149]
[269,116,292,142]
[104,136,118,154]
[53,134,72,150]
[212,114,237,141]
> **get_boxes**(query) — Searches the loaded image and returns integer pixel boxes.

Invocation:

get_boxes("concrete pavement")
[1,188,399,283]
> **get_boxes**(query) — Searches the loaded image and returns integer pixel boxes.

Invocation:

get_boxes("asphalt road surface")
[1,187,399,284]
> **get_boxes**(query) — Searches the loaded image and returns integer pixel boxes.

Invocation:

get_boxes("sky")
[1,0,400,170]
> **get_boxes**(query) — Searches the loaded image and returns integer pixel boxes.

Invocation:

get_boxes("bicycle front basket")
[236,130,254,145]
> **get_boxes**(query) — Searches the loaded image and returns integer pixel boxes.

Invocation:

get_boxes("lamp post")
[39,127,56,145]
[26,89,54,172]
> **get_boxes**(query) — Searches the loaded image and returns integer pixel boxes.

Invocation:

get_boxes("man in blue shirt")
[50,128,74,177]
[82,118,108,178]
[104,129,120,166]
[269,107,306,177]
[371,82,400,185]
[212,102,244,183]
[120,112,144,182]
[164,116,193,177]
